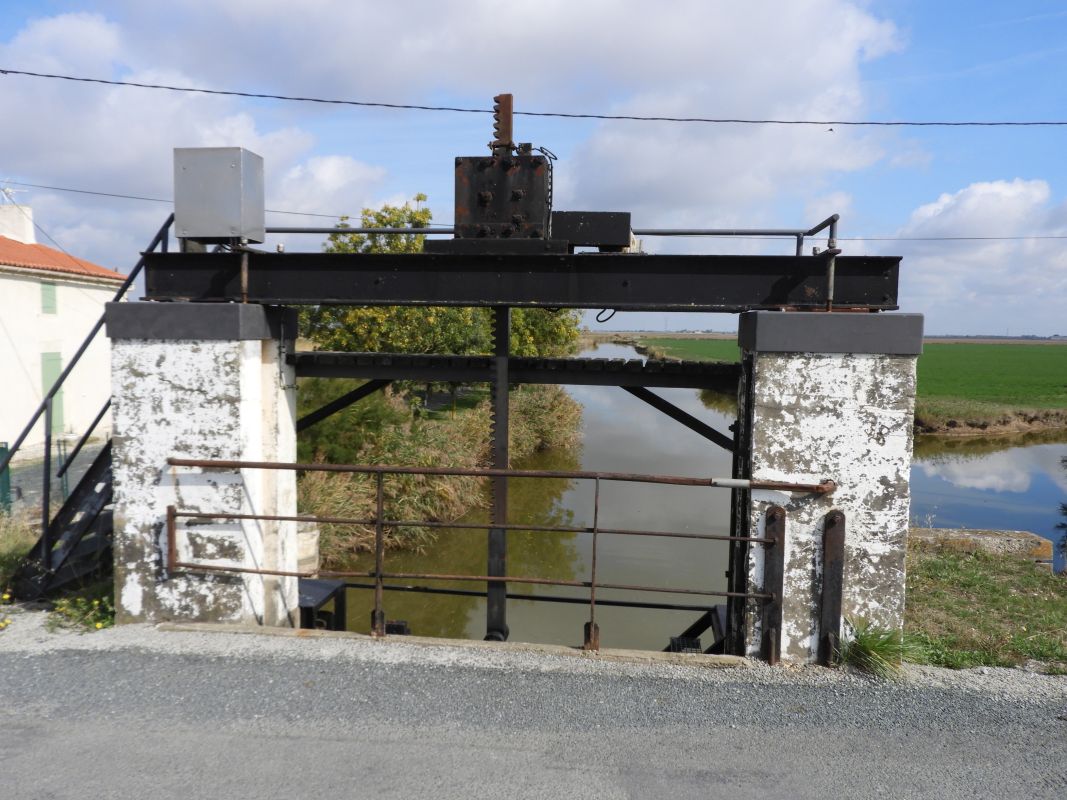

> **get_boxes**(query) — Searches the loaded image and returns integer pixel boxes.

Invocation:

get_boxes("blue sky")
[1,1,1065,335]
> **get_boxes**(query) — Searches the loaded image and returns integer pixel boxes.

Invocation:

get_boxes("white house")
[0,205,125,462]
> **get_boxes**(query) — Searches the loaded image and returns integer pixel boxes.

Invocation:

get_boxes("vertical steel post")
[583,477,601,650]
[40,396,53,566]
[819,510,846,666]
[0,441,10,512]
[57,438,70,501]
[486,307,510,641]
[825,218,838,311]
[760,505,786,665]
[372,470,386,636]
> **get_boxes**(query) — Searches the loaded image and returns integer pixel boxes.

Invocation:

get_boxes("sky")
[1,0,1066,336]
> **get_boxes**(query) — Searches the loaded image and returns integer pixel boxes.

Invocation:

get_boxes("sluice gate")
[3,94,921,663]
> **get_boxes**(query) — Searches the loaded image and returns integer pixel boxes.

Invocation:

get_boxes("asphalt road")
[1,626,1065,799]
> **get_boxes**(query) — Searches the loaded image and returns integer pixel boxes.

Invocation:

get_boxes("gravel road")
[1,607,1065,799]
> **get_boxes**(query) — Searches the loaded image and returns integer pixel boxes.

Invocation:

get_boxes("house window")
[40,352,65,434]
[41,281,57,314]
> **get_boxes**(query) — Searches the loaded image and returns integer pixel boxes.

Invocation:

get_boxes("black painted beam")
[296,379,391,432]
[621,386,734,451]
[290,352,741,390]
[143,251,900,311]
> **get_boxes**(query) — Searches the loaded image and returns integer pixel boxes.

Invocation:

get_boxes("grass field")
[638,336,1067,433]
[905,544,1067,670]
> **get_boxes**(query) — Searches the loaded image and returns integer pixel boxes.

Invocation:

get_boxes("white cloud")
[274,156,386,219]
[892,179,1067,335]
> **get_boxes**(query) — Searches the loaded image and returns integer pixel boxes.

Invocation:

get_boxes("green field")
[639,336,1067,432]
[639,337,740,363]
[917,343,1067,408]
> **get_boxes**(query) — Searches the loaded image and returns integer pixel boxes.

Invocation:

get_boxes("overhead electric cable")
[8,177,1067,243]
[0,179,451,224]
[3,68,1067,127]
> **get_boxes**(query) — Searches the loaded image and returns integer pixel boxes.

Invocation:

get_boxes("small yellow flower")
[95,622,103,629]
[92,600,100,607]
[1,592,10,601]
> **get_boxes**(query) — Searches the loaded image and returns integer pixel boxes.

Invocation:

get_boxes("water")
[339,343,1067,646]
[911,432,1067,572]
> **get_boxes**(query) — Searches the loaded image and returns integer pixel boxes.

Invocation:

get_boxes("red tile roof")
[0,235,125,283]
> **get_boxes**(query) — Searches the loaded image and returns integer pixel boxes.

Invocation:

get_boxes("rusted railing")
[165,457,832,656]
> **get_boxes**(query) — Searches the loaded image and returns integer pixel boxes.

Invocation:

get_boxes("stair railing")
[0,214,174,561]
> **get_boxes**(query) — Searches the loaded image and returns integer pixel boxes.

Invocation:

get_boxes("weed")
[298,384,582,567]
[839,617,921,678]
[0,510,36,594]
[47,582,115,632]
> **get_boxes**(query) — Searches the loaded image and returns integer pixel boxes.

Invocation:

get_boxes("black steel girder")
[143,251,899,311]
[289,352,741,390]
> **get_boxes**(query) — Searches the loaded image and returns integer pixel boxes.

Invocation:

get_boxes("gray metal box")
[174,147,265,243]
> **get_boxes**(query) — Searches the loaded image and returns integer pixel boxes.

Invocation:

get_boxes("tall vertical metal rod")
[239,249,249,304]
[825,218,839,311]
[0,441,11,512]
[584,477,601,650]
[372,470,386,636]
[486,306,511,641]
[794,235,804,256]
[40,397,53,565]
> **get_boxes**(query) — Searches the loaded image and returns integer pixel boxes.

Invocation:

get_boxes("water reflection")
[342,447,582,641]
[911,437,1067,571]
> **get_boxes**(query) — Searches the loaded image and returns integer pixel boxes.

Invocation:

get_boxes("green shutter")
[40,352,65,434]
[41,282,57,314]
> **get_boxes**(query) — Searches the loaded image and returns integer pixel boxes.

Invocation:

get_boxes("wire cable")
[6,178,1067,243]
[4,68,1067,127]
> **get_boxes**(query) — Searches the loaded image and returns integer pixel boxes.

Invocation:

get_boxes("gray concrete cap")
[738,311,924,355]
[105,302,297,341]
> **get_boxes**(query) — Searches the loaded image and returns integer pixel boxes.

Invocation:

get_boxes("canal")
[338,343,1067,648]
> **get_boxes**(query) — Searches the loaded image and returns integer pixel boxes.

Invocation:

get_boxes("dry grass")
[298,385,582,567]
[0,510,37,591]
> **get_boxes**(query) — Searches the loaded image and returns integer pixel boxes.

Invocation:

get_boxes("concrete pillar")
[736,311,923,663]
[105,303,298,626]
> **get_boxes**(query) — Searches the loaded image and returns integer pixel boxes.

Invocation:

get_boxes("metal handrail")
[0,214,174,545]
[165,457,808,650]
[55,399,110,478]
[261,213,843,259]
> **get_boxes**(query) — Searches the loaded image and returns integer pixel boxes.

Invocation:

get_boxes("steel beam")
[290,352,740,390]
[621,386,734,451]
[296,379,391,432]
[143,251,900,311]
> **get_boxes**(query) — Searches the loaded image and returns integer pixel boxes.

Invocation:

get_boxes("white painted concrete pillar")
[736,312,923,663]
[105,303,298,626]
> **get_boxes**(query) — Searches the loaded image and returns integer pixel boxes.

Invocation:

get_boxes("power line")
[4,68,1067,127]
[8,177,1067,243]
[1,179,346,219]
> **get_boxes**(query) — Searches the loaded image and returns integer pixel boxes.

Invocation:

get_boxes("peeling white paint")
[121,571,143,617]
[742,350,917,663]
[110,334,298,627]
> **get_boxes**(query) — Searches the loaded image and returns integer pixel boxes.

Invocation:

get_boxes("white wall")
[0,268,119,460]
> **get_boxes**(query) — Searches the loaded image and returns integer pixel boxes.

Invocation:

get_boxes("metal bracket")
[819,510,846,666]
[761,505,786,665]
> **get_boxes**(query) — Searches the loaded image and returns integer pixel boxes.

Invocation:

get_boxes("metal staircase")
[12,443,113,599]
[0,215,173,600]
